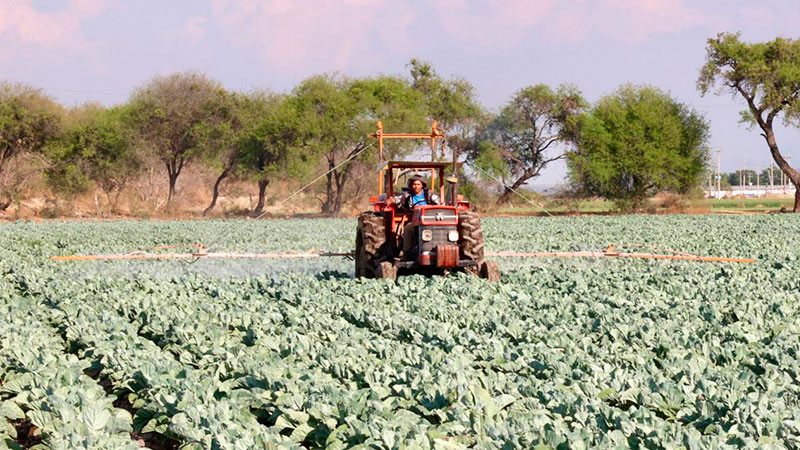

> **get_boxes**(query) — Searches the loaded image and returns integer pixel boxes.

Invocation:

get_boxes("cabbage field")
[1,215,799,449]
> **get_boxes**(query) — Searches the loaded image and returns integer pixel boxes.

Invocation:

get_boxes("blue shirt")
[410,193,427,207]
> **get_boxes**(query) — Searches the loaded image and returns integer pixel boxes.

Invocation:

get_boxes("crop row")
[0,290,140,449]
[20,273,568,448]
[12,260,800,448]
[6,272,300,449]
[2,215,800,449]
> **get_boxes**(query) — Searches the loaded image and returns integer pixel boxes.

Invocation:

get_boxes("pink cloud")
[184,16,208,40]
[490,0,556,26]
[206,0,751,75]
[0,0,109,52]
[597,0,705,43]
[537,0,707,44]
[431,0,556,48]
[431,0,704,47]
[211,0,415,73]
[544,8,591,44]
[69,0,109,17]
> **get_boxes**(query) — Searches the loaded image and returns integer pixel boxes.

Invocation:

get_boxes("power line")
[468,163,553,216]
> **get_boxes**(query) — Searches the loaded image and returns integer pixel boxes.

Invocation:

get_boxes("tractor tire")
[355,212,386,278]
[479,260,501,282]
[458,210,485,275]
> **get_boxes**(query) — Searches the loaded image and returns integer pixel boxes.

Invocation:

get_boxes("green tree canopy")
[0,82,62,210]
[476,83,585,205]
[568,84,709,211]
[128,72,231,207]
[407,59,483,160]
[200,90,280,216]
[698,32,800,211]
[235,94,307,216]
[293,74,426,215]
[47,104,140,210]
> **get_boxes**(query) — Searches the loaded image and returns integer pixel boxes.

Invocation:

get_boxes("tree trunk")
[0,181,8,211]
[321,157,336,214]
[165,159,184,207]
[496,174,532,205]
[112,185,125,213]
[321,146,362,215]
[332,189,344,216]
[203,167,230,216]
[330,160,354,216]
[0,153,12,211]
[252,178,269,217]
[167,173,178,205]
[331,171,344,216]
[795,182,800,213]
[760,123,800,212]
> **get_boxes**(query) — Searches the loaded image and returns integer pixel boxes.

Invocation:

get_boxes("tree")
[568,85,709,211]
[294,74,426,215]
[128,72,230,207]
[236,94,306,216]
[0,82,61,210]
[407,59,484,160]
[698,32,800,212]
[47,104,140,211]
[201,91,276,216]
[477,84,584,205]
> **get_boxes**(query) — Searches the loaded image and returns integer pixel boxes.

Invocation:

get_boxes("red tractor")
[355,122,500,281]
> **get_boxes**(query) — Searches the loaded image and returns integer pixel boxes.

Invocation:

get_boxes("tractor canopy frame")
[369,121,463,208]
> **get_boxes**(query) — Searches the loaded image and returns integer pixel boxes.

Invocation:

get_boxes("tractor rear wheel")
[355,212,386,278]
[457,210,485,275]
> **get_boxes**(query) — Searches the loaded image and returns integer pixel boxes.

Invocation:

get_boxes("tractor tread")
[458,210,485,275]
[355,212,386,278]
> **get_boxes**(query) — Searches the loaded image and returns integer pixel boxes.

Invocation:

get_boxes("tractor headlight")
[421,229,433,241]
[448,230,459,242]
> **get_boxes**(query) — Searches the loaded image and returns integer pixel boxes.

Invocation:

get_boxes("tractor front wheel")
[479,260,500,282]
[378,261,397,282]
[355,212,386,278]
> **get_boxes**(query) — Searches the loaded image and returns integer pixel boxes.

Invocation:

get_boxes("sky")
[2,0,799,186]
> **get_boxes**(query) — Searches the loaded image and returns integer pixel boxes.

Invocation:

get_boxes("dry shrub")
[648,192,709,214]
[546,184,586,214]
[1,156,390,220]
[39,199,74,218]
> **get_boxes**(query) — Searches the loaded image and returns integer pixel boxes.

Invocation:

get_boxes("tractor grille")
[421,208,458,224]
[419,226,454,253]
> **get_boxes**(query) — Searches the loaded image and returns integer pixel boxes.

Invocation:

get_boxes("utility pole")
[781,157,790,192]
[756,165,760,196]
[770,165,774,192]
[716,149,721,198]
[740,163,744,188]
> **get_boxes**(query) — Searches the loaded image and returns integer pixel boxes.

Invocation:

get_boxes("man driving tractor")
[396,175,440,210]
[354,122,500,282]
[397,175,440,255]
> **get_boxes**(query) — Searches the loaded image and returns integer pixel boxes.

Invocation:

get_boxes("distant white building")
[705,185,796,199]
